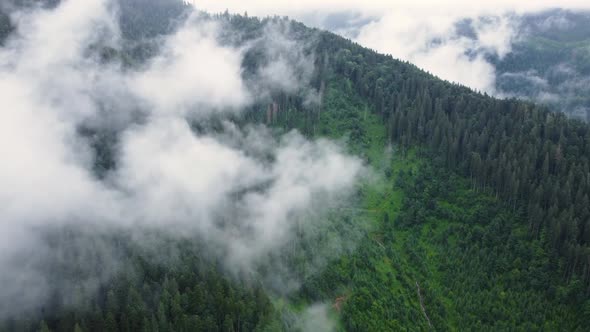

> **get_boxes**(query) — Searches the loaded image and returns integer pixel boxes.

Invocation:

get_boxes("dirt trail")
[415,281,433,329]
[333,296,347,312]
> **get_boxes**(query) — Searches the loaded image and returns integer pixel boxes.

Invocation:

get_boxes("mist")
[0,0,365,317]
[191,1,590,98]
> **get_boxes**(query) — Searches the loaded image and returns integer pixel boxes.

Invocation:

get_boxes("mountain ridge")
[1,1,589,331]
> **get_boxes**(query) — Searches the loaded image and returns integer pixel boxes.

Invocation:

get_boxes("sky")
[191,0,590,93]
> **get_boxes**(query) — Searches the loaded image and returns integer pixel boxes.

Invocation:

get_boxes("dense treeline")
[235,14,590,292]
[2,4,590,330]
[310,31,590,292]
[282,75,587,330]
[299,151,587,330]
[394,158,585,330]
[0,231,276,332]
[118,0,190,40]
[205,11,590,300]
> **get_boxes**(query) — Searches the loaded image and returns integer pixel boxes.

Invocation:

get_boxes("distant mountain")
[0,11,12,45]
[493,9,590,121]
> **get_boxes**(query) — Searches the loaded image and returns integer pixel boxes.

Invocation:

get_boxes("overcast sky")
[192,0,590,93]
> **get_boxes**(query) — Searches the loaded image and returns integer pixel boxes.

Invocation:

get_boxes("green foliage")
[1,235,277,332]
[273,56,589,328]
[2,7,590,331]
[318,31,590,293]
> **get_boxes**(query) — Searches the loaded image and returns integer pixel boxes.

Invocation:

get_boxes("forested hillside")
[2,231,277,332]
[1,1,589,331]
[316,26,590,290]
[226,11,590,330]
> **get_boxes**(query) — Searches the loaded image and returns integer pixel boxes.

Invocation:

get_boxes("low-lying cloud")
[130,17,250,114]
[0,0,364,316]
[191,1,590,96]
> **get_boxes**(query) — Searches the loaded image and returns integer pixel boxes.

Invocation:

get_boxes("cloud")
[0,0,125,316]
[354,12,520,93]
[535,12,575,31]
[114,118,364,271]
[497,60,590,119]
[190,0,590,18]
[129,17,250,115]
[240,19,321,107]
[0,0,364,316]
[191,1,590,94]
[294,303,336,332]
[0,0,119,245]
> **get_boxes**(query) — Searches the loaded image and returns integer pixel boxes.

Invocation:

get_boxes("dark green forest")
[1,1,590,331]
[1,232,276,332]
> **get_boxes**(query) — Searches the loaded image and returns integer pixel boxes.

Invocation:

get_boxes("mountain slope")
[1,2,589,331]
[239,12,590,330]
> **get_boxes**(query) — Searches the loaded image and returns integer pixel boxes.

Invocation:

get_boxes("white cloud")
[0,0,119,245]
[191,0,590,93]
[130,17,250,115]
[0,0,124,314]
[0,0,364,315]
[191,0,590,18]
[295,303,336,332]
[356,12,520,92]
[193,0,590,16]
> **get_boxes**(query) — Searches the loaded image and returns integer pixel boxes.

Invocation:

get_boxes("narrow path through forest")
[416,281,433,329]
